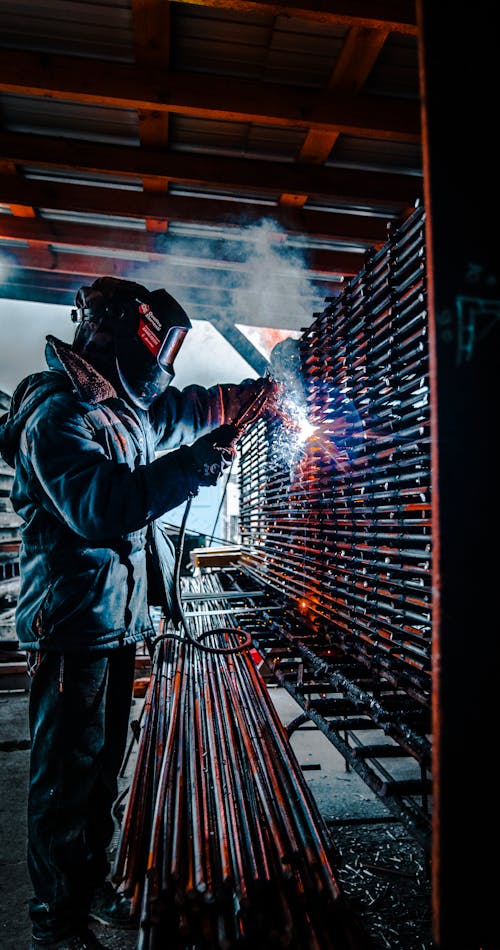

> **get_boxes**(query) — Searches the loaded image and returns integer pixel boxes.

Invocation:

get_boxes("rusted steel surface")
[113,595,370,949]
[171,570,431,849]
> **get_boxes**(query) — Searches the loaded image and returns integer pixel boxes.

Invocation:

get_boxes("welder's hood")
[73,277,191,409]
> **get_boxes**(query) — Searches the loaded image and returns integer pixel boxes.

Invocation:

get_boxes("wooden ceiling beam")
[0,175,391,246]
[298,26,391,165]
[1,247,337,297]
[0,153,38,229]
[0,216,164,257]
[0,260,339,330]
[281,24,391,207]
[0,216,364,277]
[0,50,420,141]
[132,0,172,221]
[169,0,417,35]
[0,132,421,208]
[0,275,334,330]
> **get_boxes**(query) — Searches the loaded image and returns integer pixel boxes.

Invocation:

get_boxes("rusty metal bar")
[113,596,368,948]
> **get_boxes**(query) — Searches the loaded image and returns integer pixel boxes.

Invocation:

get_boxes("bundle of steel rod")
[113,596,368,950]
[168,569,432,843]
[239,204,431,693]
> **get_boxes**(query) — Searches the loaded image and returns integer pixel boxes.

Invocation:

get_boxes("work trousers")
[26,645,136,943]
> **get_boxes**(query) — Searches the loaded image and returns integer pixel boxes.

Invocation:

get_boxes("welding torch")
[212,343,308,481]
[230,374,280,434]
[231,337,308,437]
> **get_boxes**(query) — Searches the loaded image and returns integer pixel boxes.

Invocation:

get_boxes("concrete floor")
[0,679,432,950]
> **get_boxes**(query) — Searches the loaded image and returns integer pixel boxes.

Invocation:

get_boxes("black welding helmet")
[72,277,191,409]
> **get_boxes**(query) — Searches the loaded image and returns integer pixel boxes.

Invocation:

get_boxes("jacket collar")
[45,335,118,404]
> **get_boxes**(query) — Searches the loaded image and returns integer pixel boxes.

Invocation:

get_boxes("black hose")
[154,491,252,656]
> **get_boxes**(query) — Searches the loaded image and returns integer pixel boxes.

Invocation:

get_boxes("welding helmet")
[72,277,191,409]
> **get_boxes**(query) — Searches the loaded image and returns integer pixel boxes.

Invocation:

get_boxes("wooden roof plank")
[169,0,418,35]
[286,25,391,204]
[0,216,363,277]
[0,175,391,245]
[0,132,421,208]
[2,247,338,296]
[132,0,171,207]
[0,50,420,141]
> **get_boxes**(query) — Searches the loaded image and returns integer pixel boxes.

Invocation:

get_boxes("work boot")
[89,881,137,930]
[30,928,106,949]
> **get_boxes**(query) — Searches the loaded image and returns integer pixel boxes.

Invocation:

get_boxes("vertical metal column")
[417,2,500,947]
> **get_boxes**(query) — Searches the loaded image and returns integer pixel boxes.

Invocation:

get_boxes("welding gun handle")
[232,376,280,430]
[181,424,238,487]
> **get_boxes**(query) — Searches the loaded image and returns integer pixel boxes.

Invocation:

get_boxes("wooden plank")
[0,252,336,296]
[0,256,344,345]
[0,175,391,245]
[132,0,171,206]
[298,25,391,166]
[0,216,365,276]
[0,249,334,305]
[0,50,420,141]
[170,0,418,34]
[0,132,421,207]
[0,662,27,677]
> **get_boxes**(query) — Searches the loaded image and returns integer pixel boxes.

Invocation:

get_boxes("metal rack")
[180,568,431,852]
[234,202,431,849]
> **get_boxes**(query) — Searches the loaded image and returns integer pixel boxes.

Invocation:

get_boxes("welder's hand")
[183,424,238,487]
[225,376,279,429]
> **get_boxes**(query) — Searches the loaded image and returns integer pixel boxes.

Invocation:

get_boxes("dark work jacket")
[0,335,242,653]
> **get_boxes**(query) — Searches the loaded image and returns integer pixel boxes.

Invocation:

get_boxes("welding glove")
[181,423,238,487]
[223,376,279,429]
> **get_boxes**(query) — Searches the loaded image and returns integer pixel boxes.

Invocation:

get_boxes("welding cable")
[152,490,252,656]
[152,382,275,656]
[174,493,252,654]
[206,449,235,547]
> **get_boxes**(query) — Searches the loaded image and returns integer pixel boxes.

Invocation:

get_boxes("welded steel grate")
[239,203,431,701]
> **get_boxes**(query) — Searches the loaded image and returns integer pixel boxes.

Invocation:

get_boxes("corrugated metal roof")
[0,93,140,144]
[0,0,423,343]
[0,0,134,61]
[170,4,347,86]
[170,114,305,161]
[364,31,419,99]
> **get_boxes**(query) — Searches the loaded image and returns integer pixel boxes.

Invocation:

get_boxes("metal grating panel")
[234,203,432,843]
[239,202,430,693]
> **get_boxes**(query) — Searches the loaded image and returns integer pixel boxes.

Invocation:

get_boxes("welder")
[0,276,276,950]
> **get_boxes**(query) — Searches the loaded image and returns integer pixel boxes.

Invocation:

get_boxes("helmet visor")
[115,292,191,409]
[157,325,189,373]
